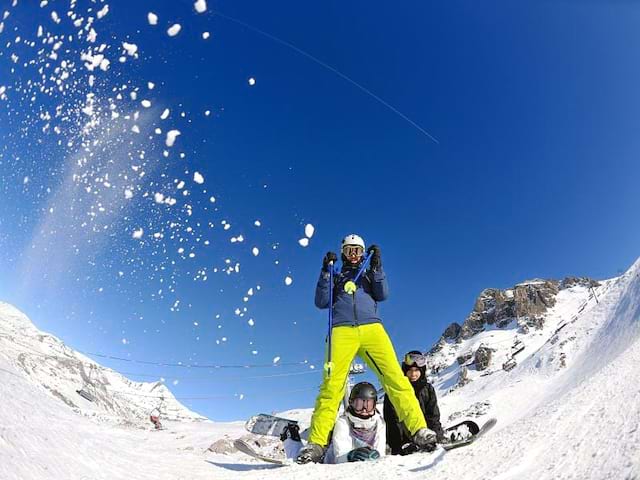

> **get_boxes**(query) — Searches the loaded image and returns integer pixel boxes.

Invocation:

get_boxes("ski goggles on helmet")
[404,352,427,368]
[342,244,364,258]
[350,397,376,414]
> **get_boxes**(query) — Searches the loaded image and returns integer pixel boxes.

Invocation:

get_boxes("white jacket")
[327,411,386,464]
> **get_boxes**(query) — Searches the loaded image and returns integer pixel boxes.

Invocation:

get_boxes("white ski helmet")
[341,234,365,250]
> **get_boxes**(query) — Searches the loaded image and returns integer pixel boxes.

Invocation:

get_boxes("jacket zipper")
[352,278,359,326]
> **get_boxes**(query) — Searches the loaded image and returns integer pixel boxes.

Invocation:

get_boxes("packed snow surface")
[1,259,639,479]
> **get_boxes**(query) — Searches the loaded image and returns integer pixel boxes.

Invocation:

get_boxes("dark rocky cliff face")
[441,277,600,342]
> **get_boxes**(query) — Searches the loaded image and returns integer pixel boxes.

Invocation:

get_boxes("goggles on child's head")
[342,244,364,258]
[350,397,376,415]
[404,352,427,368]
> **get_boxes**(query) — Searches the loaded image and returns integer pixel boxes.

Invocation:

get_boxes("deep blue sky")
[0,0,638,421]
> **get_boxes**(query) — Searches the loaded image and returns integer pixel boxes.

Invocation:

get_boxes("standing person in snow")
[384,351,445,455]
[296,234,438,464]
[282,382,386,463]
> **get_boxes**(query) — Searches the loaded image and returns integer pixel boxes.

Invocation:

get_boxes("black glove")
[367,244,381,270]
[400,442,420,456]
[322,251,338,271]
[347,446,380,462]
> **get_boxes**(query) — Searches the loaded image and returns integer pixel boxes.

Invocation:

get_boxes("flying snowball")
[285,276,293,286]
[298,238,309,247]
[165,129,181,147]
[167,24,182,37]
[248,77,256,86]
[194,0,207,13]
[305,223,315,238]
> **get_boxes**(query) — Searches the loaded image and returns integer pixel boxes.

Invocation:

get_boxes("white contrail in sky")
[212,10,440,144]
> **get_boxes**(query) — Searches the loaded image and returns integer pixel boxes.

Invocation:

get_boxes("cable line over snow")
[77,349,314,369]
[0,335,318,372]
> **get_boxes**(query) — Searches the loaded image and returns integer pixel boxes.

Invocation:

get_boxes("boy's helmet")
[341,234,365,250]
[341,234,365,264]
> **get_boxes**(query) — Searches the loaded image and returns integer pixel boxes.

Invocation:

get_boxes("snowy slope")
[0,303,205,426]
[1,258,639,479]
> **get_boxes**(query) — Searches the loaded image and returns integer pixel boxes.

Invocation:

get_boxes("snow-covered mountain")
[0,302,205,427]
[423,274,616,423]
[1,258,639,479]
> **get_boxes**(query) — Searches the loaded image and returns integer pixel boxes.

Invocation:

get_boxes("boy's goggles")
[342,245,364,257]
[404,352,427,367]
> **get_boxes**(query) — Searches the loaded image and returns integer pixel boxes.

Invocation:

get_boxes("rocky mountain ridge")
[424,275,607,395]
[0,302,205,428]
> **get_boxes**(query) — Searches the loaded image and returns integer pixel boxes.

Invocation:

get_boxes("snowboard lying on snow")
[235,413,497,464]
[245,413,299,437]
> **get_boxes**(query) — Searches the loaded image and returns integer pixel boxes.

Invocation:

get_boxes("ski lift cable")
[118,369,322,381]
[0,336,318,370]
[0,336,323,384]
[76,348,313,369]
[111,385,318,401]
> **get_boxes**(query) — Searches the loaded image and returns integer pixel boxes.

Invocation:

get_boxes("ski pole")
[325,260,335,377]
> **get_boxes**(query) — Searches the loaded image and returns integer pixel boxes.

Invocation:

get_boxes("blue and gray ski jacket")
[314,264,389,327]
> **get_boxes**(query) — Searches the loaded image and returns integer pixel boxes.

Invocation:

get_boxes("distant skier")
[384,350,445,455]
[296,234,437,464]
[283,382,386,463]
[149,407,163,430]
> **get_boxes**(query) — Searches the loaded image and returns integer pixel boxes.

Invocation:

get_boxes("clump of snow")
[194,0,207,14]
[132,228,144,239]
[141,100,151,108]
[248,77,256,86]
[305,223,315,238]
[167,24,181,37]
[273,356,281,364]
[298,238,309,247]
[284,276,293,286]
[147,12,158,25]
[252,247,259,256]
[122,42,138,57]
[254,220,261,227]
[193,172,204,184]
[202,32,210,40]
[165,130,181,147]
[96,5,109,19]
[160,108,170,120]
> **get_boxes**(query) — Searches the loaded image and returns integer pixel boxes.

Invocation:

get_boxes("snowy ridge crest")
[0,302,205,427]
[423,272,614,403]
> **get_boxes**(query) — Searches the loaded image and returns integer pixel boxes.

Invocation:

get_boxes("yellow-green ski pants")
[307,322,427,447]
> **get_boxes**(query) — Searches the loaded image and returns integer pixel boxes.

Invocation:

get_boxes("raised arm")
[315,251,337,309]
[367,244,388,301]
